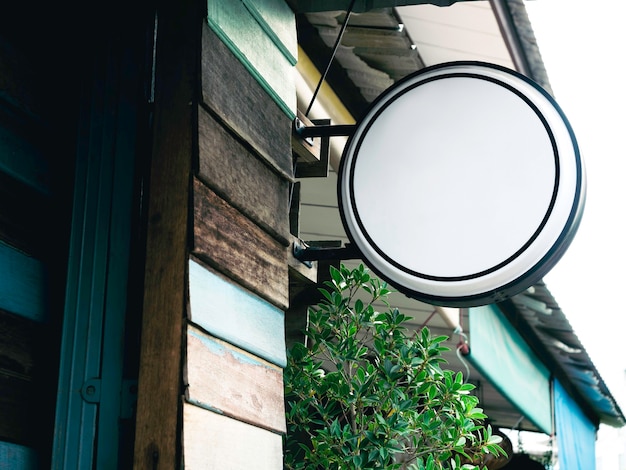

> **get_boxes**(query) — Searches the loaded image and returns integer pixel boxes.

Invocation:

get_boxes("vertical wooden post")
[133,0,197,468]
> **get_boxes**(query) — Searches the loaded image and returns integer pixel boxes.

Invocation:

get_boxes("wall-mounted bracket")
[291,113,337,178]
[293,118,356,139]
[293,239,361,267]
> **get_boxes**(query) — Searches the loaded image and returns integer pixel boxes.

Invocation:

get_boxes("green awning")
[468,305,552,434]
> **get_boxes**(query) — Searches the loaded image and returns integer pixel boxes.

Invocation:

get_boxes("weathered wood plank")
[0,441,39,469]
[133,2,195,468]
[186,327,286,433]
[206,0,296,114]
[188,259,286,367]
[183,403,283,470]
[197,108,290,244]
[201,24,293,179]
[0,242,46,322]
[241,0,297,63]
[192,179,289,309]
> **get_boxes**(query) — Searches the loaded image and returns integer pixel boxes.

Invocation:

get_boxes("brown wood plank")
[197,108,290,245]
[200,24,293,180]
[192,178,289,309]
[183,403,283,470]
[186,326,286,433]
[132,2,196,468]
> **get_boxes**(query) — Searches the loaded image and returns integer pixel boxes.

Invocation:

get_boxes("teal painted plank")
[188,259,287,367]
[207,0,296,118]
[241,0,297,64]
[0,124,50,194]
[0,441,39,469]
[0,241,46,322]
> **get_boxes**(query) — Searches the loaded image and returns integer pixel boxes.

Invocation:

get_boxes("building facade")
[0,1,622,469]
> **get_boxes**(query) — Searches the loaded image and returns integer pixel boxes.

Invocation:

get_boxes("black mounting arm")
[293,240,362,264]
[293,118,356,139]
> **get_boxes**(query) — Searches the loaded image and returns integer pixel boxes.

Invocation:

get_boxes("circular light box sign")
[338,62,585,307]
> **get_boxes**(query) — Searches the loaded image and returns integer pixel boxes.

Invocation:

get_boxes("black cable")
[304,0,358,117]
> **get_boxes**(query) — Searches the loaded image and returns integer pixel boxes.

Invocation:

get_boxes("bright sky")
[524,0,626,413]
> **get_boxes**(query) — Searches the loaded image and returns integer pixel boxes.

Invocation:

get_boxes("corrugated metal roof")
[504,284,626,427]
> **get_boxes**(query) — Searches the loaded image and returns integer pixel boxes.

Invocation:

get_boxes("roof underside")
[293,0,625,429]
[295,0,551,120]
[289,0,475,13]
[500,284,626,428]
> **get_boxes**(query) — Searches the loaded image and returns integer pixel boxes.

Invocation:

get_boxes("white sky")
[524,0,626,412]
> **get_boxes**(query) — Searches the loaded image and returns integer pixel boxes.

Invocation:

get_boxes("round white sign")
[338,62,585,307]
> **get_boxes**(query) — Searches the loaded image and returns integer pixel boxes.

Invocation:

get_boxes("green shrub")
[284,264,504,470]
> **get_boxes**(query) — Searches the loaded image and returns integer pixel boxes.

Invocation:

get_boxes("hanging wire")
[305,0,358,117]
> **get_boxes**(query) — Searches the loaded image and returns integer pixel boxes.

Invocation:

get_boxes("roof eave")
[288,0,475,13]
[489,0,553,94]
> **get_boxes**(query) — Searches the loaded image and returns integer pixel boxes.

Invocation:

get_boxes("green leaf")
[318,288,333,302]
[329,265,342,285]
[284,264,497,470]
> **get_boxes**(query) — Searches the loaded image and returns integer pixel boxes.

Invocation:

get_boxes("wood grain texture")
[241,0,297,63]
[197,108,290,245]
[201,24,293,179]
[206,0,296,114]
[133,2,196,468]
[186,326,286,433]
[188,258,286,367]
[192,179,289,309]
[183,403,283,470]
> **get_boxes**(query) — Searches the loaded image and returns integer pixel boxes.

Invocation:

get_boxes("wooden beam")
[132,1,197,468]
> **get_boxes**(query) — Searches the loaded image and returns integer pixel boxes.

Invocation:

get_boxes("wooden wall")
[0,17,75,467]
[182,1,296,468]
[132,1,296,467]
[2,1,297,468]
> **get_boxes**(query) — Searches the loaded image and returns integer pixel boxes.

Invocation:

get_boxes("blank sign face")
[339,62,584,306]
